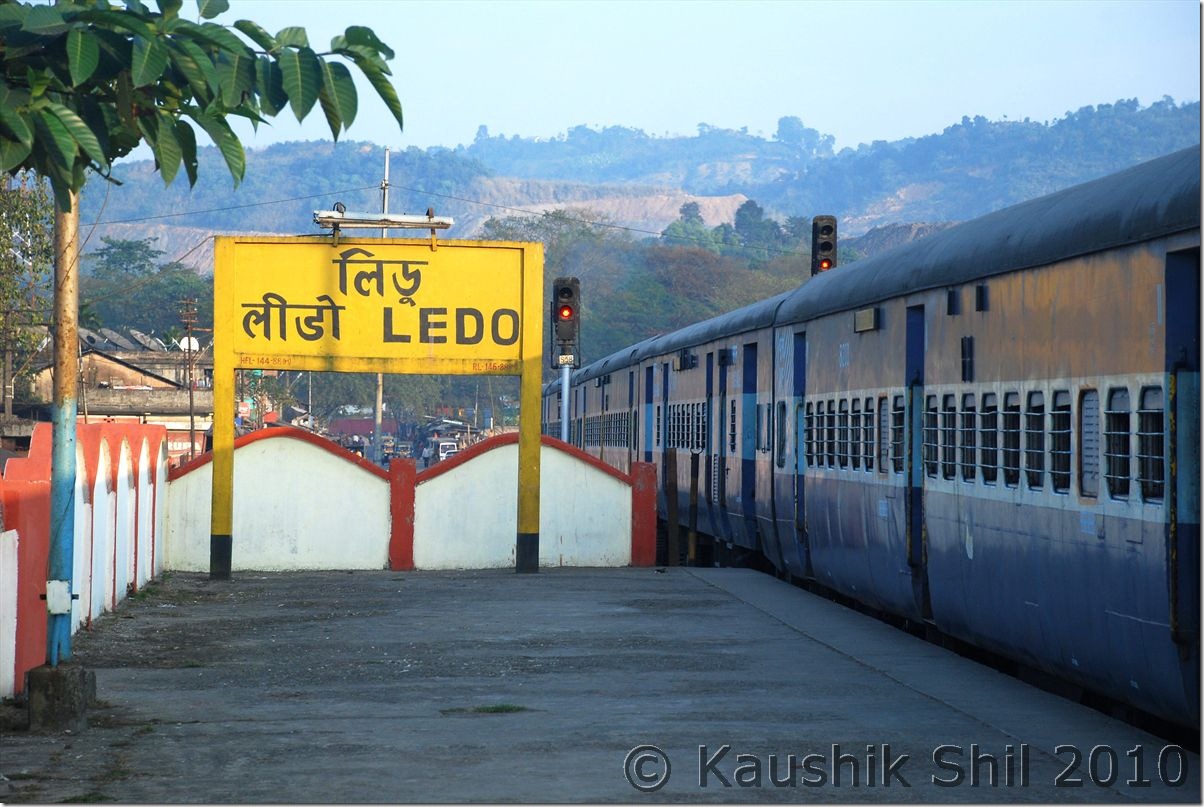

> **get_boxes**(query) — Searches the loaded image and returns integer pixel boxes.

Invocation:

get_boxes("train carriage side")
[639,296,789,563]
[772,294,923,618]
[774,145,1200,726]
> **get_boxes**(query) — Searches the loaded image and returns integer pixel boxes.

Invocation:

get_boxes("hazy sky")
[211,0,1201,153]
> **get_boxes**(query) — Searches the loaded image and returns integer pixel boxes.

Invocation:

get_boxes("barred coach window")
[1050,391,1071,493]
[1104,388,1131,499]
[980,393,998,484]
[1137,386,1165,502]
[1025,391,1045,490]
[924,395,939,478]
[1002,392,1021,487]
[891,395,905,474]
[960,394,977,482]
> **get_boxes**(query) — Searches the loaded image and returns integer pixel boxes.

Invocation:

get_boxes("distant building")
[24,332,215,467]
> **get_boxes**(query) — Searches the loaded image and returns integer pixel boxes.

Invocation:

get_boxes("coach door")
[792,331,812,578]
[906,305,933,620]
[715,349,733,542]
[1166,247,1200,656]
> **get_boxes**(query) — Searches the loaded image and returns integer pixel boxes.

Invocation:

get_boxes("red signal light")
[558,304,574,320]
[819,258,832,271]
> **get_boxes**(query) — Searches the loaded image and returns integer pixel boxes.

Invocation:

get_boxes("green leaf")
[152,114,183,185]
[66,28,101,86]
[0,86,34,146]
[32,108,76,171]
[196,22,253,55]
[317,60,356,139]
[131,36,169,87]
[197,0,230,20]
[175,118,198,185]
[277,46,321,122]
[166,37,217,103]
[191,108,244,184]
[45,101,109,169]
[338,25,394,60]
[20,5,68,35]
[274,26,309,48]
[115,71,136,127]
[0,139,32,173]
[76,9,156,40]
[233,19,276,52]
[217,49,255,107]
[254,58,286,116]
[156,0,184,19]
[355,60,403,132]
[335,43,388,74]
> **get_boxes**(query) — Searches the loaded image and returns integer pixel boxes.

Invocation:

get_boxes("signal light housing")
[550,277,581,368]
[811,215,837,276]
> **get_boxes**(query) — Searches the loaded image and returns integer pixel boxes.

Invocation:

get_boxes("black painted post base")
[210,534,232,580]
[516,532,539,573]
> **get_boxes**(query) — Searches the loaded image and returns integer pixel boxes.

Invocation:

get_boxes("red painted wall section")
[389,458,416,571]
[629,462,657,567]
[0,478,50,695]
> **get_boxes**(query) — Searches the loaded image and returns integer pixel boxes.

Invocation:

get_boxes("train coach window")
[923,395,939,478]
[1104,388,1131,499]
[1050,391,1071,494]
[755,404,764,453]
[838,400,850,468]
[805,402,815,465]
[1079,390,1100,498]
[941,394,957,480]
[1025,391,1045,489]
[863,397,875,471]
[981,393,999,484]
[891,395,905,474]
[729,400,737,453]
[850,399,861,469]
[960,394,977,481]
[877,397,890,473]
[1137,386,1165,502]
[1002,392,1021,487]
[776,401,787,467]
[823,402,833,467]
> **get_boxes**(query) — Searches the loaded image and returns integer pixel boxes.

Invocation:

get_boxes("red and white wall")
[2,425,654,698]
[0,422,168,697]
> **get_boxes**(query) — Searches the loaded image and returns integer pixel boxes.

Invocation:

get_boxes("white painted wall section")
[0,529,17,697]
[413,442,632,570]
[165,436,390,571]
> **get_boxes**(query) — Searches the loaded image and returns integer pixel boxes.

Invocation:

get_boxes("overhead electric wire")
[87,184,380,225]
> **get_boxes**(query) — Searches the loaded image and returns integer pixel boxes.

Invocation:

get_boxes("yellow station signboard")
[210,236,545,578]
[217,237,537,375]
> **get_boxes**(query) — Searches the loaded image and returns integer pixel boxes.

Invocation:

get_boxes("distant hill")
[78,97,1199,272]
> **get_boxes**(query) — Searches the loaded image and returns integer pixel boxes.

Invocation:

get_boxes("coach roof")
[776,145,1201,325]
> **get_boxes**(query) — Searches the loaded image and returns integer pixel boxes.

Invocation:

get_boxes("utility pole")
[179,298,198,460]
[372,147,390,465]
[48,193,79,666]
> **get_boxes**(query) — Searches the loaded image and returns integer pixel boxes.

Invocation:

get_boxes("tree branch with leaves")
[0,0,404,209]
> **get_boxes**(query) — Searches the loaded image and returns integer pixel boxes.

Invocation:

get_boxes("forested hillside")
[81,97,1199,252]
[65,97,1198,412]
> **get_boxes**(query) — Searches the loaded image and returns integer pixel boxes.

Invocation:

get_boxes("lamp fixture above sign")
[314,205,454,247]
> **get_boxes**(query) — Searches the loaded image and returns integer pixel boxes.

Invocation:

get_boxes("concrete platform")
[1,567,1197,802]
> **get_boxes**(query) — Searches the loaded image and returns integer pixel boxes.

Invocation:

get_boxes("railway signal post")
[551,277,581,442]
